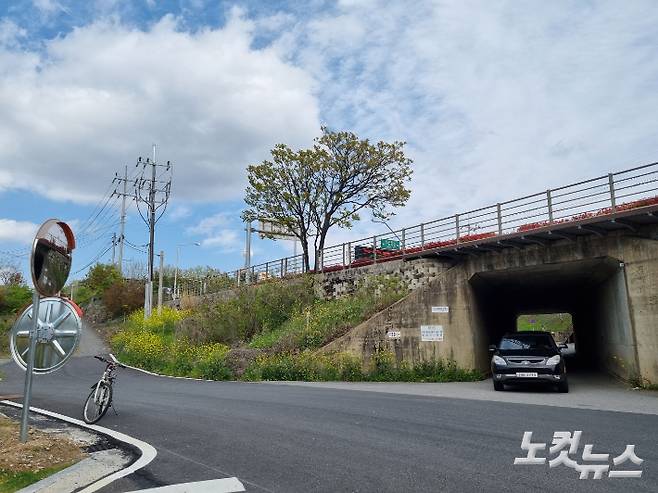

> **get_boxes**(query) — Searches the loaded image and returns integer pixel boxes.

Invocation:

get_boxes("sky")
[1,0,657,281]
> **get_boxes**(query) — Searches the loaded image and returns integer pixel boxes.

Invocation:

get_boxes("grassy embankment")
[110,276,483,383]
[516,313,572,333]
[0,465,72,493]
[0,416,84,493]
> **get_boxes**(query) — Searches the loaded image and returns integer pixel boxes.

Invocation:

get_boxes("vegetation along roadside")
[110,275,483,383]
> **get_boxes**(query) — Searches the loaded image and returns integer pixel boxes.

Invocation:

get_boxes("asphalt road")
[1,355,657,492]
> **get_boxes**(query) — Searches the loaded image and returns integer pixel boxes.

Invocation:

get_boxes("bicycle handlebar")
[109,353,127,369]
[94,354,127,369]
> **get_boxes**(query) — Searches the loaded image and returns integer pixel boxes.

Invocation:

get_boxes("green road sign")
[380,238,400,250]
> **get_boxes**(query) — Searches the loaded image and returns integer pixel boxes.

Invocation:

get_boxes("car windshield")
[499,334,555,351]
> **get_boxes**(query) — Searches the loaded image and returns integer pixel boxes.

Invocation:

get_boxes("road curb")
[116,359,249,384]
[1,400,157,493]
[119,361,213,381]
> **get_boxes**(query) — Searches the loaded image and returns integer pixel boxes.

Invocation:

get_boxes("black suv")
[489,332,568,393]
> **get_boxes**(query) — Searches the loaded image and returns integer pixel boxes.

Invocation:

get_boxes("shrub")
[242,350,480,383]
[0,316,13,355]
[0,285,32,315]
[224,348,260,378]
[112,330,166,371]
[70,263,122,308]
[193,343,232,380]
[111,327,232,379]
[243,351,351,381]
[127,306,191,334]
[103,280,144,318]
[369,350,397,381]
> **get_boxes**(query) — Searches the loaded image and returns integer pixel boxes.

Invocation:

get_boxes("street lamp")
[174,242,200,299]
[372,218,401,241]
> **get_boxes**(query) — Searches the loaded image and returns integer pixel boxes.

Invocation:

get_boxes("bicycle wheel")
[83,383,112,424]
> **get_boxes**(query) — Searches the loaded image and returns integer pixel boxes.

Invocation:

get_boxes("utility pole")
[147,145,157,318]
[135,144,172,319]
[244,222,252,283]
[157,250,164,315]
[174,246,180,299]
[116,165,129,275]
[244,222,252,268]
[111,233,117,264]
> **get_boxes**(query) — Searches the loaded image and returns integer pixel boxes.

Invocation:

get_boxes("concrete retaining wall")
[316,258,449,298]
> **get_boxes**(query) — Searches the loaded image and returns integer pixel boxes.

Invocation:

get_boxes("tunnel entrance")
[517,312,576,362]
[470,257,638,379]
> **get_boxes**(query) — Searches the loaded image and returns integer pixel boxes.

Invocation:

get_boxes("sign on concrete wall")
[387,330,401,339]
[432,306,450,313]
[420,325,444,341]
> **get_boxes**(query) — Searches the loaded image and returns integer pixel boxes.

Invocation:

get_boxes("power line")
[76,165,141,246]
[77,186,118,237]
[76,220,121,248]
[125,242,148,254]
[72,242,113,275]
[77,180,116,233]
[125,238,148,249]
[0,247,30,258]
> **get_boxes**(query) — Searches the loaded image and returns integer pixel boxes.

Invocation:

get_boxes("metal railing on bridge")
[197,161,658,290]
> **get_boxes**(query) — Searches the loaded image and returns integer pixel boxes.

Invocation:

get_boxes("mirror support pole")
[19,291,40,442]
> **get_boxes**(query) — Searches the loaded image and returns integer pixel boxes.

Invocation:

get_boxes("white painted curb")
[118,361,215,382]
[1,400,157,493]
[115,358,254,384]
[127,477,245,492]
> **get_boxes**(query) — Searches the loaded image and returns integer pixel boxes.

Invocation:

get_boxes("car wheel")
[557,380,569,393]
[493,380,504,391]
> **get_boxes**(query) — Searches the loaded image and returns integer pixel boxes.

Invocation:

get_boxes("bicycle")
[82,354,126,424]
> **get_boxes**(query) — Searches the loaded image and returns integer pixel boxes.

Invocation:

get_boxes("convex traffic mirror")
[31,219,75,297]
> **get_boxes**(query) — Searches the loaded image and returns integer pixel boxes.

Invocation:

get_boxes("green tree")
[0,285,32,314]
[242,127,413,271]
[69,263,122,307]
[85,263,122,296]
[0,263,31,315]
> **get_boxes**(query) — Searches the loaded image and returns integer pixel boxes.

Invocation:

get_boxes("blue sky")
[1,0,658,282]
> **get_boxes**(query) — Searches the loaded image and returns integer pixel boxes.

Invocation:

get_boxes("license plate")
[515,372,538,378]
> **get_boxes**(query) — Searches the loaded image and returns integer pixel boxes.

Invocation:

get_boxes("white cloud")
[278,0,658,230]
[3,1,658,263]
[0,218,39,244]
[187,211,242,253]
[0,10,320,204]
[201,229,240,251]
[33,0,63,14]
[0,20,26,47]
[186,212,230,235]
[169,205,192,221]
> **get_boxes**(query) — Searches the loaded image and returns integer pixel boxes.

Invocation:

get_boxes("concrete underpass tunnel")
[469,257,639,379]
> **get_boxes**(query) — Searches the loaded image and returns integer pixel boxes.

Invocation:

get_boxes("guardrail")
[194,161,658,289]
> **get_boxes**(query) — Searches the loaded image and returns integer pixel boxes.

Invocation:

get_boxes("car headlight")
[546,355,561,365]
[493,355,506,366]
